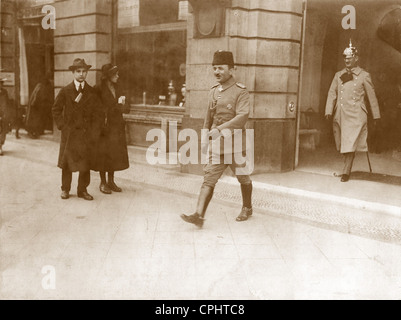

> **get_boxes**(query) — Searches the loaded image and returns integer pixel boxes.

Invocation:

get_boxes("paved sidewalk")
[2,133,401,244]
[1,134,401,300]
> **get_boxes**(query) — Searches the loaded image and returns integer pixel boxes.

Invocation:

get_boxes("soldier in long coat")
[181,51,253,228]
[52,58,101,200]
[92,64,129,194]
[325,41,381,182]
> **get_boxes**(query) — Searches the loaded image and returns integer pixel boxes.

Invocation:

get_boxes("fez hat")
[101,63,118,80]
[343,39,358,57]
[212,50,235,66]
[69,58,92,71]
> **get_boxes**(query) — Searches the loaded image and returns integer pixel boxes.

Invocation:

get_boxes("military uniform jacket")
[325,66,380,153]
[204,76,250,155]
[52,82,102,172]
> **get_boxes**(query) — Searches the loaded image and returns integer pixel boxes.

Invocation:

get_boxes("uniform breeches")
[202,153,252,188]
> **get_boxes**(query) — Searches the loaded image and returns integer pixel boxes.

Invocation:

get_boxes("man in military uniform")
[181,50,253,228]
[325,41,381,182]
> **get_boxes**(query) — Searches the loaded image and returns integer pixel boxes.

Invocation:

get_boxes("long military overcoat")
[325,66,381,153]
[52,82,101,172]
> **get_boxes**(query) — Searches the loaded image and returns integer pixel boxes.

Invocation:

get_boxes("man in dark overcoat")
[52,58,101,200]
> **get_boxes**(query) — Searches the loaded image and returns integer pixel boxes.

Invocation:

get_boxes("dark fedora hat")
[101,63,118,80]
[69,58,92,71]
[212,50,235,67]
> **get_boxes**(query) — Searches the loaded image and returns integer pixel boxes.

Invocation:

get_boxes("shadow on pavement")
[351,171,401,186]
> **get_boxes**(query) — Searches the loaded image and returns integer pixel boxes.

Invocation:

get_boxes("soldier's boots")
[180,213,204,228]
[0,146,3,156]
[236,183,253,222]
[236,207,253,221]
[181,185,214,228]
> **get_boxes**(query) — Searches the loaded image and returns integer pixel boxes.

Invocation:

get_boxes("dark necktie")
[340,70,353,84]
[75,84,84,103]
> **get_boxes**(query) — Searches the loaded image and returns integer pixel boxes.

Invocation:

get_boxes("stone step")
[127,145,181,172]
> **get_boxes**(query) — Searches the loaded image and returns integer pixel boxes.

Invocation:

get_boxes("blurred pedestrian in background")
[26,73,54,138]
[0,77,11,156]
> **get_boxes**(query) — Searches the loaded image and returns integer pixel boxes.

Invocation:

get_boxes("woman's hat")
[69,58,92,71]
[101,63,118,79]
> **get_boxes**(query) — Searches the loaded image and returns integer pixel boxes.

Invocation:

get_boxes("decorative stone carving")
[377,8,401,53]
[188,0,231,8]
[188,0,231,38]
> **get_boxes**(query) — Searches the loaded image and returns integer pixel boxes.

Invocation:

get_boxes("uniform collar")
[344,66,361,75]
[217,76,236,92]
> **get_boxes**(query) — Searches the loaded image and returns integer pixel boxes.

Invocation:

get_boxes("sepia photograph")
[1,0,401,305]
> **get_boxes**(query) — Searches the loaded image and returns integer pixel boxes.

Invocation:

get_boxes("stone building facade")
[2,0,401,174]
[184,0,303,173]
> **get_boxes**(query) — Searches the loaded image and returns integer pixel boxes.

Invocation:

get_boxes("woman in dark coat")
[94,64,129,194]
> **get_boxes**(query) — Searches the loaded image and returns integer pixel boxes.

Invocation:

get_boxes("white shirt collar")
[74,80,85,91]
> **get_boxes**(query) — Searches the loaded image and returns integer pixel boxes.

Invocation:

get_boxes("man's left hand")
[208,128,221,140]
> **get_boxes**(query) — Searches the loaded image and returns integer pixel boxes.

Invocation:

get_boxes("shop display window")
[117,0,187,107]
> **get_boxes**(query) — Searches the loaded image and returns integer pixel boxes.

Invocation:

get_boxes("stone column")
[184,0,303,173]
[229,0,303,172]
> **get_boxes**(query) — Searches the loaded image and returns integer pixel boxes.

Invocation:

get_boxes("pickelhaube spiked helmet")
[343,39,358,57]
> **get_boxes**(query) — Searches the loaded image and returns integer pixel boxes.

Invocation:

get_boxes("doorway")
[23,24,54,132]
[297,0,401,177]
